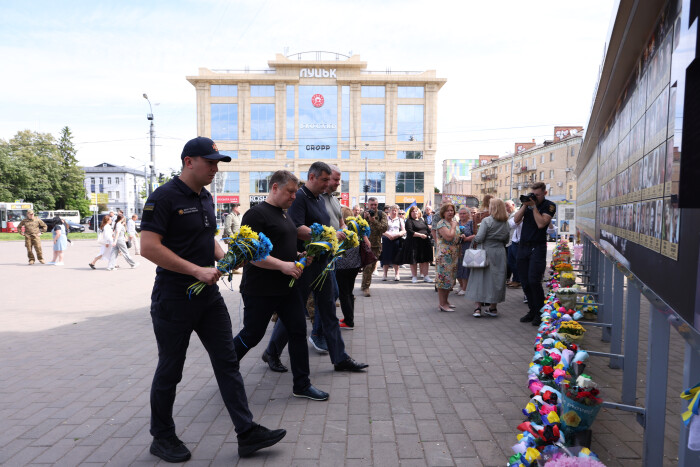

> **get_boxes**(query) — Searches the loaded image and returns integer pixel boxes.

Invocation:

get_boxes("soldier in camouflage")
[360,197,388,297]
[18,210,47,265]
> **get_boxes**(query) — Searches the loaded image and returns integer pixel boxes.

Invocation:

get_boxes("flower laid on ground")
[554,262,573,272]
[289,223,338,287]
[559,272,576,287]
[187,225,272,297]
[345,216,371,238]
[310,228,359,290]
[556,321,586,343]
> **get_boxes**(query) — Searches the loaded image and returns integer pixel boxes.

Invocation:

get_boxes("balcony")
[520,164,536,172]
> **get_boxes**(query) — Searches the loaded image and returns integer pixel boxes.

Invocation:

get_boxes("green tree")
[57,127,89,216]
[434,187,440,193]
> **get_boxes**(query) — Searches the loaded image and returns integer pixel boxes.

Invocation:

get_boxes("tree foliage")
[0,128,88,215]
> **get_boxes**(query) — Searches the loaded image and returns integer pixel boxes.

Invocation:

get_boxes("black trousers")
[150,291,253,438]
[336,267,360,327]
[235,292,311,393]
[517,243,547,318]
[267,259,349,365]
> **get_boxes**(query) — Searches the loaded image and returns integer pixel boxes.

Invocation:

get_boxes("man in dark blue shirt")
[513,182,556,326]
[232,170,329,401]
[265,161,368,372]
[140,137,285,462]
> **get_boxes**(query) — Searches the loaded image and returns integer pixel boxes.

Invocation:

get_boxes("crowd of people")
[88,210,140,270]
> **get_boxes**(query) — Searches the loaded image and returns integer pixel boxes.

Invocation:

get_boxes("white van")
[38,210,81,224]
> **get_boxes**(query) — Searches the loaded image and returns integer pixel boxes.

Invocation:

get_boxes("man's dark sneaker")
[150,435,191,463]
[520,314,534,323]
[339,322,354,330]
[293,384,329,401]
[309,334,328,353]
[532,320,542,327]
[238,423,287,458]
[262,350,288,372]
[523,297,528,303]
[334,357,369,372]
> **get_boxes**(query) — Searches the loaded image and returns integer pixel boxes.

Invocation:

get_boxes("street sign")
[90,193,108,204]
[90,205,98,211]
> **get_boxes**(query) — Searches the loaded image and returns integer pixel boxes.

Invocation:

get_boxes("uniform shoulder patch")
[548,204,555,213]
[143,202,155,211]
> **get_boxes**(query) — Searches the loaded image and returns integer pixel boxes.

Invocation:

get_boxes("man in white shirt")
[506,200,521,288]
[127,214,140,255]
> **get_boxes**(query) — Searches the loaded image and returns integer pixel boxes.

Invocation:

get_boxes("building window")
[251,150,275,159]
[211,104,238,140]
[115,177,120,184]
[361,104,385,141]
[286,150,295,159]
[398,86,424,98]
[341,86,350,141]
[250,85,274,97]
[397,150,423,159]
[396,172,424,193]
[341,150,350,159]
[211,85,237,97]
[549,169,554,179]
[341,172,349,193]
[107,177,112,185]
[221,172,240,192]
[99,177,104,185]
[550,152,554,161]
[397,105,424,142]
[570,147,575,157]
[220,150,238,160]
[361,85,385,98]
[286,85,295,140]
[539,171,544,181]
[360,172,386,193]
[569,186,574,199]
[116,191,120,198]
[250,171,273,193]
[108,191,113,199]
[541,155,545,164]
[251,104,275,140]
[361,151,384,160]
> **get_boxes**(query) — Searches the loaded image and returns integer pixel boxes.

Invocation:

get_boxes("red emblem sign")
[311,94,324,108]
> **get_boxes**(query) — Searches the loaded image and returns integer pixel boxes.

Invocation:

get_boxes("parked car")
[88,214,109,232]
[81,216,92,224]
[42,218,85,233]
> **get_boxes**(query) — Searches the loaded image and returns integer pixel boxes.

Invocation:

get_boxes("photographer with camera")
[360,197,388,297]
[513,182,556,326]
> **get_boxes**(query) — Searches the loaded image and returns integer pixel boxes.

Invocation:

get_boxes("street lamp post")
[143,93,155,197]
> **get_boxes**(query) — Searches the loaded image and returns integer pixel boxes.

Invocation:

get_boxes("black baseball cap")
[181,137,232,162]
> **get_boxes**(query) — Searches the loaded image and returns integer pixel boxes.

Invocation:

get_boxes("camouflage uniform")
[18,217,47,264]
[361,211,388,292]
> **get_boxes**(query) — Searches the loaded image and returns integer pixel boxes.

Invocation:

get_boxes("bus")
[38,210,81,224]
[0,202,34,232]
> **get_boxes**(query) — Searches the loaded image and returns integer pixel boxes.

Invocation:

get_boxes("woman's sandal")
[473,308,482,318]
[484,307,498,317]
[439,305,453,312]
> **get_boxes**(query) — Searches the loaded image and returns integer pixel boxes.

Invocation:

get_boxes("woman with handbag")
[107,214,139,271]
[455,207,476,295]
[89,215,114,269]
[403,206,434,283]
[435,203,460,312]
[465,198,511,318]
[379,205,406,281]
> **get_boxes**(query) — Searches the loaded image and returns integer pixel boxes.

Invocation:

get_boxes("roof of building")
[82,163,147,177]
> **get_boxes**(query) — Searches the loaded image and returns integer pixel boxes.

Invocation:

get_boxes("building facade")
[186,52,446,212]
[469,127,582,202]
[82,163,147,215]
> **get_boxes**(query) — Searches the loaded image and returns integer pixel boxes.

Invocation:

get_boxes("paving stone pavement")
[0,239,685,465]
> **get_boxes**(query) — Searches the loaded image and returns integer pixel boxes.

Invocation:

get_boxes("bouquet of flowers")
[556,321,586,343]
[560,375,603,433]
[289,223,339,287]
[559,272,576,287]
[554,262,573,272]
[187,225,273,297]
[345,216,371,238]
[310,228,360,290]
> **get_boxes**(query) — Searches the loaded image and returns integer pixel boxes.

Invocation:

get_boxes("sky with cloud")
[0,0,615,186]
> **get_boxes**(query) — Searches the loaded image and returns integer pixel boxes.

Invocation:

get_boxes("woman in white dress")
[89,216,115,269]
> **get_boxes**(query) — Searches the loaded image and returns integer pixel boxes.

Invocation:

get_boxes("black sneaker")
[293,384,329,401]
[334,357,369,372]
[262,350,288,372]
[238,423,286,458]
[150,435,191,463]
[519,314,534,323]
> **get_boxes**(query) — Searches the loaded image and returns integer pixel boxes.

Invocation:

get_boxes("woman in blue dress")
[50,216,68,265]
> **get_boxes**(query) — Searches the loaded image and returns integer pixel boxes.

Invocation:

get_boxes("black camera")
[366,209,376,217]
[519,193,537,204]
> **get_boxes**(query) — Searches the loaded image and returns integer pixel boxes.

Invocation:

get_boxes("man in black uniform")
[232,170,329,401]
[140,137,286,462]
[265,161,368,372]
[513,181,556,326]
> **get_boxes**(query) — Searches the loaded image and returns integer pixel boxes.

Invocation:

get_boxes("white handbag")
[462,243,488,268]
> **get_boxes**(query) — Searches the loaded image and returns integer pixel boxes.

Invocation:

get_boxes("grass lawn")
[0,232,98,241]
